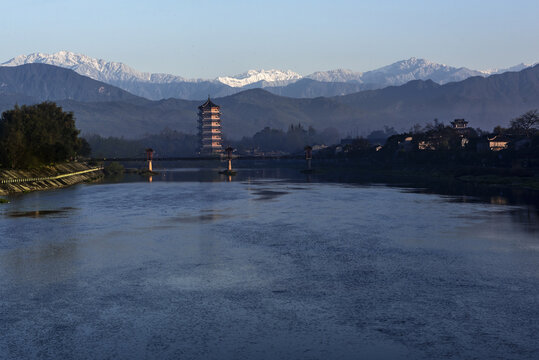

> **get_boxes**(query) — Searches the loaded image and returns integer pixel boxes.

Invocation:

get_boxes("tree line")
[85,129,199,159]
[2,101,536,168]
[231,123,340,154]
[320,110,539,170]
[85,123,341,158]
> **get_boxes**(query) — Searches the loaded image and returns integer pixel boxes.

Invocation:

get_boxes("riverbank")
[301,159,539,192]
[0,162,103,196]
[231,158,539,202]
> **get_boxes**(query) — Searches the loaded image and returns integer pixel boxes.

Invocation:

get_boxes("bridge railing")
[91,155,304,162]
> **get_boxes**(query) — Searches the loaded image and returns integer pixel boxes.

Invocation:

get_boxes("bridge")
[91,154,305,162]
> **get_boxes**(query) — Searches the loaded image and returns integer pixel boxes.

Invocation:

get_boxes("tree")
[510,110,538,137]
[78,138,92,157]
[424,118,445,132]
[493,125,507,135]
[0,102,89,168]
[368,126,398,143]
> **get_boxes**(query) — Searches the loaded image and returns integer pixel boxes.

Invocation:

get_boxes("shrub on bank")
[104,162,125,176]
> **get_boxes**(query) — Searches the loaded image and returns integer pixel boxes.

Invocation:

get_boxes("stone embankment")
[0,162,103,195]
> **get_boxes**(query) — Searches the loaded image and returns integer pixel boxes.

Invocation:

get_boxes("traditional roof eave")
[198,96,220,110]
[487,135,510,142]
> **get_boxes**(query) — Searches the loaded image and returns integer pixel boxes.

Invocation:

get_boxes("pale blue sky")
[2,0,538,78]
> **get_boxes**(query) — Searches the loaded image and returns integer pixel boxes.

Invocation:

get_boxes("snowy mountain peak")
[480,63,533,75]
[305,58,490,86]
[306,69,363,83]
[217,69,302,87]
[374,57,452,73]
[359,57,485,85]
[1,51,190,84]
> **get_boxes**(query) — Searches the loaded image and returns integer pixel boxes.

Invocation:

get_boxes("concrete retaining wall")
[0,163,103,196]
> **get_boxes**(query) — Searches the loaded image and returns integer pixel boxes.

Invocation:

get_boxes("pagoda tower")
[197,96,223,155]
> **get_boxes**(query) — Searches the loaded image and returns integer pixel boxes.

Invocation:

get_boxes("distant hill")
[3,51,534,100]
[260,78,374,98]
[334,65,539,130]
[1,63,538,139]
[110,79,237,101]
[0,63,143,103]
[53,90,350,138]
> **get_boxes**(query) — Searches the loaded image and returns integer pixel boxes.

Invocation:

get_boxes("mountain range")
[1,62,538,140]
[2,51,533,100]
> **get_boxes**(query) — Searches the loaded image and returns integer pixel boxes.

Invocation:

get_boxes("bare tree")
[510,110,538,137]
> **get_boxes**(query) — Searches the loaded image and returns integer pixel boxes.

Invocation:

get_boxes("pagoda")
[197,96,223,155]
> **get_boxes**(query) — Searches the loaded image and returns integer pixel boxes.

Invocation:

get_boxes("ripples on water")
[0,166,538,360]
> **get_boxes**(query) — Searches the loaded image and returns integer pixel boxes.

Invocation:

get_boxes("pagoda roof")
[198,96,220,110]
[488,134,510,142]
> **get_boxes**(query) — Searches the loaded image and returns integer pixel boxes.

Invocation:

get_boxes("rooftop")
[198,96,220,110]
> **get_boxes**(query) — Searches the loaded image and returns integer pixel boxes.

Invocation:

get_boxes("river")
[1,165,538,359]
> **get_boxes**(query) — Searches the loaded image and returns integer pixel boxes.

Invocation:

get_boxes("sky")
[2,0,539,78]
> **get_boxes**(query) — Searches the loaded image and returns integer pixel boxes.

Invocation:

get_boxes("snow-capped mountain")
[480,63,532,75]
[2,51,534,100]
[306,58,535,86]
[306,69,363,83]
[1,51,197,84]
[306,58,486,86]
[1,52,300,87]
[359,57,484,85]
[217,69,301,87]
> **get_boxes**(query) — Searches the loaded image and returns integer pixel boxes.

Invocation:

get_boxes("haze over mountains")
[2,51,532,100]
[1,60,538,140]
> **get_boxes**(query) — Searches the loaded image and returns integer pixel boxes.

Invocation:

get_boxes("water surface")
[1,167,538,359]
